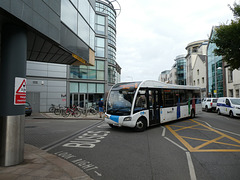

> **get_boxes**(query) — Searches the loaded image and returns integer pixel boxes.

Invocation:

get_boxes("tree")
[210,2,240,70]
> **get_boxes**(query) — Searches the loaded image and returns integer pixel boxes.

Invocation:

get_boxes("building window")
[193,80,195,86]
[229,89,233,97]
[192,47,198,53]
[202,77,204,84]
[197,69,199,75]
[70,60,105,80]
[228,69,233,83]
[70,83,78,93]
[95,37,105,57]
[236,89,239,97]
[96,15,106,35]
[197,79,199,85]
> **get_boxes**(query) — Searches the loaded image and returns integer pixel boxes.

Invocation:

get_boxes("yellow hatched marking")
[191,119,240,144]
[170,125,212,132]
[182,136,240,147]
[174,124,199,132]
[193,136,224,150]
[165,119,240,152]
[165,125,195,152]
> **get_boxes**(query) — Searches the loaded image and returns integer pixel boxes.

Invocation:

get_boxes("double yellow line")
[165,119,240,152]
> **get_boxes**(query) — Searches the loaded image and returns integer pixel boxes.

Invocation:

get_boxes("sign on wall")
[14,77,26,105]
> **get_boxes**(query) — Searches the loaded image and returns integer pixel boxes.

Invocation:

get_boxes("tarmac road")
[25,112,240,180]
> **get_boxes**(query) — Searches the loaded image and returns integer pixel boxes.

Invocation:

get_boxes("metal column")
[0,24,27,166]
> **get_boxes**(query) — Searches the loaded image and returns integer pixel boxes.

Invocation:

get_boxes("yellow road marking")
[171,124,212,132]
[193,136,224,150]
[174,124,199,132]
[165,119,240,152]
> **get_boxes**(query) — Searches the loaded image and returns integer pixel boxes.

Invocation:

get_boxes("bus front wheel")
[134,117,147,132]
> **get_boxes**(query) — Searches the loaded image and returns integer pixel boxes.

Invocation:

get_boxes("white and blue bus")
[105,80,201,131]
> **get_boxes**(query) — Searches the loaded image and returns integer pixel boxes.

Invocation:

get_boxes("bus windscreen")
[107,82,140,115]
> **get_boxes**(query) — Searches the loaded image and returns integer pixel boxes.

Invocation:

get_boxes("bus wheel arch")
[190,109,195,118]
[134,116,147,132]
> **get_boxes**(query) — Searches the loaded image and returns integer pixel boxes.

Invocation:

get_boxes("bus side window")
[134,89,147,112]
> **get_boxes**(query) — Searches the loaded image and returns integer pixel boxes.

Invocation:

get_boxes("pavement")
[0,112,102,180]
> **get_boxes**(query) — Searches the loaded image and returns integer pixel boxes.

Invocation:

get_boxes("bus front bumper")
[104,114,136,128]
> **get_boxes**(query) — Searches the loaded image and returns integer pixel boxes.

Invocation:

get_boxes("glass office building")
[175,55,186,85]
[26,0,121,112]
[69,0,121,107]
[207,28,224,97]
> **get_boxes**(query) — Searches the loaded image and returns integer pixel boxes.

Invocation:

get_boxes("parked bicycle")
[49,104,56,113]
[54,105,65,115]
[62,106,81,117]
[78,106,98,116]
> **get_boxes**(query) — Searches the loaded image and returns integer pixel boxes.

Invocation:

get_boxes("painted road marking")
[186,152,197,180]
[165,119,240,152]
[63,131,110,148]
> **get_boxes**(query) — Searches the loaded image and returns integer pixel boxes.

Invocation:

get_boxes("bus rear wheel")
[134,117,147,132]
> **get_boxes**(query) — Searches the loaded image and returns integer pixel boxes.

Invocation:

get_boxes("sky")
[115,0,236,82]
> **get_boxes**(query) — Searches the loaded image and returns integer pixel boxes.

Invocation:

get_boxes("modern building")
[0,0,97,166]
[26,0,121,112]
[207,27,226,98]
[192,55,207,98]
[225,67,240,97]
[175,55,186,85]
[169,63,177,84]
[185,40,208,86]
[159,70,170,83]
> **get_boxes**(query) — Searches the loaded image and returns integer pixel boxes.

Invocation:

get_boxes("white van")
[216,97,240,118]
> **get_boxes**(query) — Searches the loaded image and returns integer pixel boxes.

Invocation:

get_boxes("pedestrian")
[98,98,104,118]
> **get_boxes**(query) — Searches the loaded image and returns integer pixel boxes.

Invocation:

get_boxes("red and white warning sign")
[14,77,26,105]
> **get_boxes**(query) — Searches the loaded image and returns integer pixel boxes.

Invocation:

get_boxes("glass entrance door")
[148,89,160,125]
[70,94,87,107]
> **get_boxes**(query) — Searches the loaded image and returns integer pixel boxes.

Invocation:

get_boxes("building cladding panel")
[207,28,224,97]
[0,0,95,65]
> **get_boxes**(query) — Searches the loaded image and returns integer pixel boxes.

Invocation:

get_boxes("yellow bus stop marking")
[165,119,240,152]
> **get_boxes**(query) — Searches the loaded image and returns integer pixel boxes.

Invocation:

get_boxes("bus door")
[148,89,160,125]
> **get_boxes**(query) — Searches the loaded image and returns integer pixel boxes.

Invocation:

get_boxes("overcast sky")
[115,0,235,82]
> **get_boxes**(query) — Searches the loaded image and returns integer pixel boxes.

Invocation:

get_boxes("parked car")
[216,97,240,118]
[202,98,218,112]
[25,102,32,116]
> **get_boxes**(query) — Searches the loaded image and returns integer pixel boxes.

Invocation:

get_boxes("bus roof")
[117,80,200,90]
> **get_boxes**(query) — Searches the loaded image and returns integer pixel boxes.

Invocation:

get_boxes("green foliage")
[210,2,240,70]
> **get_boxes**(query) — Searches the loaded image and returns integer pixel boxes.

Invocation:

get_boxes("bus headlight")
[124,117,132,121]
[105,114,110,119]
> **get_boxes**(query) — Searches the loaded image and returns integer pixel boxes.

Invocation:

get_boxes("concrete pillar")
[0,24,27,166]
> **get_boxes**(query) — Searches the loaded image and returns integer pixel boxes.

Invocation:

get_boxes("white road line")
[195,119,212,127]
[213,127,240,137]
[164,137,187,151]
[186,152,197,180]
[195,119,240,137]
[162,127,166,137]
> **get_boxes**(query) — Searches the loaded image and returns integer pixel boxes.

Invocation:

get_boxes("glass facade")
[96,0,121,85]
[208,30,223,97]
[68,0,121,108]
[61,0,95,49]
[175,55,186,85]
[70,60,105,80]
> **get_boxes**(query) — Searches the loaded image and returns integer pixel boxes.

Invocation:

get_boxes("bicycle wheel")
[49,107,54,113]
[62,110,70,117]
[91,109,98,115]
[54,108,60,115]
[73,110,81,117]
